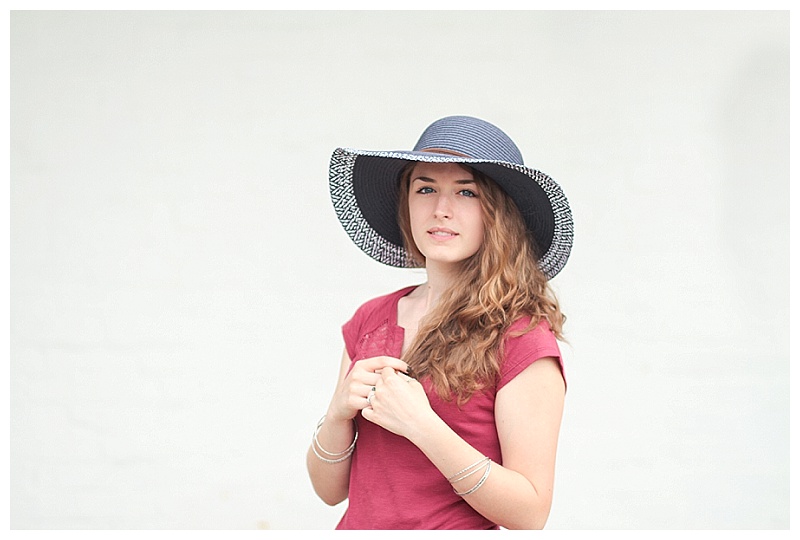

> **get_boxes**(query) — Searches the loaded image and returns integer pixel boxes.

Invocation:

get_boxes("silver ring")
[366,386,376,406]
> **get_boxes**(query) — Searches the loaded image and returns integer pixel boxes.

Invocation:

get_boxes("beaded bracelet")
[311,415,358,464]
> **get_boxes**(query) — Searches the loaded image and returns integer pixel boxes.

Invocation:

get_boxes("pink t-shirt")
[335,286,563,530]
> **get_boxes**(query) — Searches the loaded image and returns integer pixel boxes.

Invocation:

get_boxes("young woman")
[307,116,574,530]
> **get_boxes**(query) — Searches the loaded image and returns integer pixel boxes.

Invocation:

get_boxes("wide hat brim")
[329,148,573,280]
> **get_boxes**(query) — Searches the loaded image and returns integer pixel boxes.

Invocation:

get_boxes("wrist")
[405,409,448,448]
[325,406,355,425]
[311,414,358,464]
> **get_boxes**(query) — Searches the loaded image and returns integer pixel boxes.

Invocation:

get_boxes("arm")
[306,348,410,506]
[362,357,565,529]
[305,348,356,506]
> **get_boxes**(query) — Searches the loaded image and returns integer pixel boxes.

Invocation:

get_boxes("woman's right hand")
[310,350,409,505]
[326,355,410,423]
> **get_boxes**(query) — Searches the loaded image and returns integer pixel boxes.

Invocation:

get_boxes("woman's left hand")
[360,366,435,440]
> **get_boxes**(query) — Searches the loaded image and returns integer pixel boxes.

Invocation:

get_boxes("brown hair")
[397,163,565,404]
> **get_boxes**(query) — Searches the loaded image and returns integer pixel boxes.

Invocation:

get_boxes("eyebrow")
[413,176,476,185]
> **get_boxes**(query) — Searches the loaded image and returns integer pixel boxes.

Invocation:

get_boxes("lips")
[428,227,458,239]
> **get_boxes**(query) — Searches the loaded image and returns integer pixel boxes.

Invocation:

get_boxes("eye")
[458,189,478,198]
[416,186,435,194]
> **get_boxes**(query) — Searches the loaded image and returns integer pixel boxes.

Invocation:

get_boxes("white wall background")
[10,10,789,530]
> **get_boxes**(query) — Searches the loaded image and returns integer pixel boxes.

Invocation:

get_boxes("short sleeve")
[497,318,564,391]
[341,310,363,361]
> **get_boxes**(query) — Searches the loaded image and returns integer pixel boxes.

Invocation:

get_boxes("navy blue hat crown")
[413,115,524,165]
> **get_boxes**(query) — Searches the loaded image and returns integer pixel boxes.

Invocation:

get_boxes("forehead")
[410,161,475,180]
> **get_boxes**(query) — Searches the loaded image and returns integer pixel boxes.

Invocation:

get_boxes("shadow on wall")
[718,44,788,330]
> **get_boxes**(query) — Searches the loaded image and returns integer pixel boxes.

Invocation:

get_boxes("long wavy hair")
[397,162,565,404]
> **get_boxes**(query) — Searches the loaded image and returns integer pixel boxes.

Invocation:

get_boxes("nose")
[433,193,453,219]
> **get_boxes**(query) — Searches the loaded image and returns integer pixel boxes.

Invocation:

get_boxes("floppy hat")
[329,115,573,279]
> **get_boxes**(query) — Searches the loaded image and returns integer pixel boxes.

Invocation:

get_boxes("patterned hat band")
[418,148,470,158]
[328,116,573,279]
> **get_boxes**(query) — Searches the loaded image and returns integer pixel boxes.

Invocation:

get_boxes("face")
[407,162,485,269]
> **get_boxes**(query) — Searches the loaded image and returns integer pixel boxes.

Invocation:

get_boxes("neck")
[418,260,460,308]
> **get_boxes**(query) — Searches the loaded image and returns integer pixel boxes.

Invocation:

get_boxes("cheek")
[472,224,486,252]
[408,198,429,227]
[468,206,486,238]
[407,202,427,241]
[471,214,488,254]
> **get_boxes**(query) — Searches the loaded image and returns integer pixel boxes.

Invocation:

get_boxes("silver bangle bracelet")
[311,441,354,464]
[453,459,492,497]
[311,415,358,463]
[447,456,490,483]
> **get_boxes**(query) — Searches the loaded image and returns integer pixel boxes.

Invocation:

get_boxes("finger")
[358,385,376,410]
[380,366,396,381]
[362,356,400,369]
[350,360,379,376]
[348,367,382,387]
[392,358,411,373]
[382,368,416,389]
[361,405,377,424]
[347,379,376,400]
[365,386,374,408]
[371,356,410,373]
[351,392,369,412]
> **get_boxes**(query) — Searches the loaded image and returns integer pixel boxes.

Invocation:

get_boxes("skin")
[407,162,485,279]
[306,162,566,529]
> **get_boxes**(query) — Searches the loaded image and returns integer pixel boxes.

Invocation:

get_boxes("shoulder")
[498,316,564,390]
[349,286,417,321]
[504,317,559,350]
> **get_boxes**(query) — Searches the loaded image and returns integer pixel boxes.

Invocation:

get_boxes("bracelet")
[449,460,489,484]
[311,415,358,464]
[453,459,492,497]
[447,456,490,483]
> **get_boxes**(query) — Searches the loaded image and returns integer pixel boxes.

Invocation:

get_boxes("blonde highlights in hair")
[397,163,565,404]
